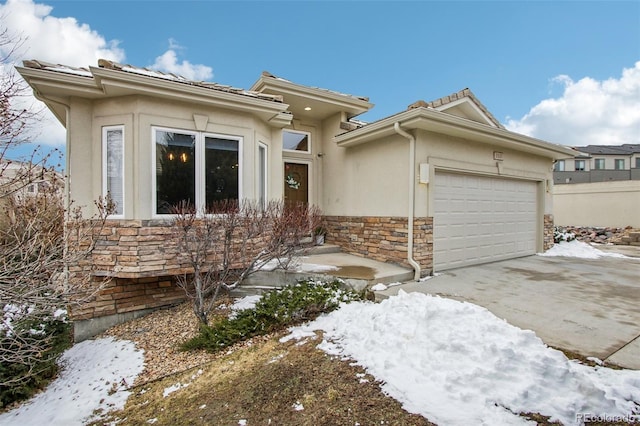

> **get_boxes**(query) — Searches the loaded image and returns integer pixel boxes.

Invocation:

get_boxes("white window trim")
[258,142,268,209]
[151,126,243,217]
[102,125,125,218]
[282,129,311,154]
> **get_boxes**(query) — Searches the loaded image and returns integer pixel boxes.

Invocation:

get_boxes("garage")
[433,172,538,271]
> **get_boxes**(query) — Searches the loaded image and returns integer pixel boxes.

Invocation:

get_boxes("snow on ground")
[283,291,640,426]
[539,240,631,259]
[0,337,145,426]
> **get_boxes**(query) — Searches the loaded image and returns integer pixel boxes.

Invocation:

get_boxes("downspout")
[393,122,421,281]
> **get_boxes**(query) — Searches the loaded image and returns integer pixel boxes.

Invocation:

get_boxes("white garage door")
[434,172,537,271]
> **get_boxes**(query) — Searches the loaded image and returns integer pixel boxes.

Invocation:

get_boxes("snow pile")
[540,240,630,259]
[0,337,145,426]
[285,291,640,425]
[230,295,262,313]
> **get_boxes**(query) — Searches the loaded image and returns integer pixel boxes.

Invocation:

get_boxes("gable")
[408,88,504,129]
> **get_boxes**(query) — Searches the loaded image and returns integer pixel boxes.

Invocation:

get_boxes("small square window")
[575,160,585,171]
[283,130,310,153]
[554,160,565,172]
[615,159,625,170]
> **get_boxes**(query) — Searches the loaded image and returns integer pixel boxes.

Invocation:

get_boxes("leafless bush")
[171,199,322,325]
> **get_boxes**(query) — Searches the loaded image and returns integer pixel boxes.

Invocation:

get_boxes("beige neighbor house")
[18,59,575,338]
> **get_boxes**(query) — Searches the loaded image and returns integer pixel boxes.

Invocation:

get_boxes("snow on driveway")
[538,240,633,259]
[284,291,640,425]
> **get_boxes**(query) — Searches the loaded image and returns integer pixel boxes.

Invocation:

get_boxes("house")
[553,144,640,185]
[17,59,576,338]
[552,144,640,228]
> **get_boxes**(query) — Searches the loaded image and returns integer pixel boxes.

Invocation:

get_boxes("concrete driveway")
[376,247,640,369]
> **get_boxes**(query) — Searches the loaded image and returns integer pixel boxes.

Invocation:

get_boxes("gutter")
[393,122,421,281]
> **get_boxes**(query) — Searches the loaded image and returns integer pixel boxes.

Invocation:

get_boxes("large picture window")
[153,127,241,215]
[102,126,124,217]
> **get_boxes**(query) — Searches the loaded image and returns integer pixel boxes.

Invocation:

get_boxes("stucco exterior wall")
[553,181,640,228]
[69,95,283,219]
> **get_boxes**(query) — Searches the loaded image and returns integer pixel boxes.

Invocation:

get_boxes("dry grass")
[92,329,434,426]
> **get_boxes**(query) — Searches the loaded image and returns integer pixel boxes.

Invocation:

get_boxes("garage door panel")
[434,172,537,271]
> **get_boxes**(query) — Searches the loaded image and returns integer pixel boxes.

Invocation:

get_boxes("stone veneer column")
[323,216,433,275]
[544,214,555,251]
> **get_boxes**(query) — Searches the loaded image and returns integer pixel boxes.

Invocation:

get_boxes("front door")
[284,162,308,204]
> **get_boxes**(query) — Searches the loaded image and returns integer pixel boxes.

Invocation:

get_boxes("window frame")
[151,126,243,217]
[257,142,268,209]
[102,125,125,218]
[282,129,311,154]
[554,160,565,172]
[635,157,640,169]
[593,158,605,170]
[614,159,625,170]
[574,160,586,171]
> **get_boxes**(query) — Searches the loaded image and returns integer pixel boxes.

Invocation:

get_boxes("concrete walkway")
[376,247,640,369]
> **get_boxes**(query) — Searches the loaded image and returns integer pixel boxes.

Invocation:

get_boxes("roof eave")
[251,74,373,117]
[334,107,576,160]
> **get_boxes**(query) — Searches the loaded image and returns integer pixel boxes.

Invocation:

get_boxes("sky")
[1,241,639,425]
[1,0,639,162]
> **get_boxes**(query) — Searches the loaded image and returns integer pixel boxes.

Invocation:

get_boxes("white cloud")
[506,61,640,147]
[150,40,213,81]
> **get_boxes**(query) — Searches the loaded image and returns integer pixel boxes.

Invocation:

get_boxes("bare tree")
[171,199,322,325]
[0,29,113,403]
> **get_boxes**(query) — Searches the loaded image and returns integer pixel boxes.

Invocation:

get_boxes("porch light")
[304,106,311,111]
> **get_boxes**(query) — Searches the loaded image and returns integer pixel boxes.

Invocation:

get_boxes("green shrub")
[0,314,72,409]
[182,280,361,352]
[554,227,576,243]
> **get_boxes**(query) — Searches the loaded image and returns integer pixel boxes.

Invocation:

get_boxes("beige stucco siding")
[321,126,555,219]
[553,181,640,227]
[71,95,283,219]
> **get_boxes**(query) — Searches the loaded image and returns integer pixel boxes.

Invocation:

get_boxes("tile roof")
[22,59,284,103]
[260,71,370,102]
[409,88,504,129]
[574,144,640,155]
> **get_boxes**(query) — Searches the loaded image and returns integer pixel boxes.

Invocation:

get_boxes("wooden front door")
[284,162,308,204]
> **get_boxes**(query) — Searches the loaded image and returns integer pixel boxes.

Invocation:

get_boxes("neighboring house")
[18,59,575,337]
[553,144,640,185]
[552,144,640,228]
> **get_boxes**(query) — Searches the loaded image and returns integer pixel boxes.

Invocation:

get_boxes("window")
[283,130,310,153]
[594,158,605,170]
[103,126,124,216]
[554,160,565,172]
[153,127,241,214]
[615,159,625,170]
[636,157,640,169]
[258,143,267,209]
[575,160,586,171]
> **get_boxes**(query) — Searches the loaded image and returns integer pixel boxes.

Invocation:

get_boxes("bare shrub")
[171,199,321,325]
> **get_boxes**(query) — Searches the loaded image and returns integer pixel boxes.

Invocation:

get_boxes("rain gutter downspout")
[393,122,421,281]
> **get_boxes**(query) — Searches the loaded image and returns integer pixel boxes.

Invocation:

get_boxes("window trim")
[555,160,565,172]
[102,125,125,218]
[258,142,268,209]
[282,129,311,154]
[151,126,243,217]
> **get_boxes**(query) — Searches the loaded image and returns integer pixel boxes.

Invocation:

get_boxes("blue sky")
[2,0,639,162]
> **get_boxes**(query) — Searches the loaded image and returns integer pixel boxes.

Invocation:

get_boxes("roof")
[573,144,640,155]
[333,106,577,160]
[22,59,284,103]
[17,59,293,128]
[408,88,504,129]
